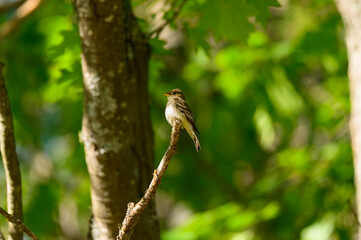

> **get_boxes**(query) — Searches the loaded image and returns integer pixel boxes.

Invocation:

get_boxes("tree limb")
[0,207,38,240]
[0,0,46,38]
[117,120,182,240]
[149,0,188,38]
[0,62,23,240]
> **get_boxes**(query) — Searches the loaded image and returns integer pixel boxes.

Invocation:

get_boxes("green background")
[0,0,354,239]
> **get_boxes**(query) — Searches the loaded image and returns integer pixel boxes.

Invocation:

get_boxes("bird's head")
[163,88,185,100]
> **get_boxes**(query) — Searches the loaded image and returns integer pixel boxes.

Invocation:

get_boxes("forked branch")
[117,120,182,240]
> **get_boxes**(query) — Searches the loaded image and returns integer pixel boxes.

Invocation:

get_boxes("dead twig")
[117,120,182,240]
[149,0,188,38]
[0,0,46,38]
[0,207,38,240]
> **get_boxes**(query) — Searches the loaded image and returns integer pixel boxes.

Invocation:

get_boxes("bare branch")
[0,62,23,240]
[0,207,38,240]
[0,0,46,38]
[117,120,182,240]
[149,0,188,38]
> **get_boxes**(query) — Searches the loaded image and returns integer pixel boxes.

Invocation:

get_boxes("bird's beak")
[163,93,169,96]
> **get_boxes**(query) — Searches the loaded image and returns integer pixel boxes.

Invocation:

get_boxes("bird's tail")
[184,123,201,152]
[192,132,201,152]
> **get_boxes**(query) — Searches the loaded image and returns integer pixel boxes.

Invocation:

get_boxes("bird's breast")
[165,104,182,126]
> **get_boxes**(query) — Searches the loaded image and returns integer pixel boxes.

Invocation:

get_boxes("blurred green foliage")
[0,0,355,239]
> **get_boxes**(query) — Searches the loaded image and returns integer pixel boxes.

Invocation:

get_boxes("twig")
[0,207,38,240]
[0,62,24,240]
[117,120,182,240]
[0,0,46,38]
[149,0,188,38]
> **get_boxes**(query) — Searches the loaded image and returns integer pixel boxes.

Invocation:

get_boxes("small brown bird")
[163,89,201,152]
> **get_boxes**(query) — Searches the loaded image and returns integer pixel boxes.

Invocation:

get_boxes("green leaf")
[247,0,280,27]
[266,67,304,117]
[47,30,81,60]
[253,107,275,151]
[199,0,256,41]
[150,38,171,55]
[186,27,210,52]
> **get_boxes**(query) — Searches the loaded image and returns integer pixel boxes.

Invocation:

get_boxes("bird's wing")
[174,97,200,134]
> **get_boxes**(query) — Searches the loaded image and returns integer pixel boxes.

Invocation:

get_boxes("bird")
[163,88,201,152]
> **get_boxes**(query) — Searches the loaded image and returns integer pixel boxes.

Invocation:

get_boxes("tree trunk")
[73,1,159,239]
[335,1,361,239]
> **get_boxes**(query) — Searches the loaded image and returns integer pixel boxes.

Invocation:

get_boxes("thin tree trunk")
[73,1,159,239]
[0,62,23,240]
[335,1,361,239]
